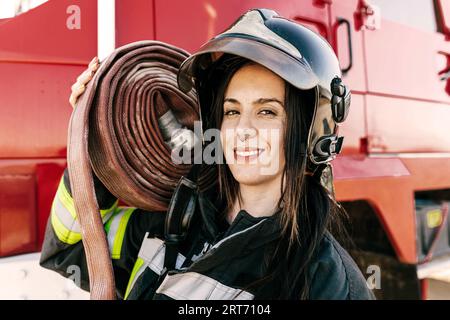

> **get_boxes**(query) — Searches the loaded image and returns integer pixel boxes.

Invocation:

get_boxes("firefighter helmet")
[177,8,350,168]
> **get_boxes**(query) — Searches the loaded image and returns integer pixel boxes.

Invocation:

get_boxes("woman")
[40,9,375,300]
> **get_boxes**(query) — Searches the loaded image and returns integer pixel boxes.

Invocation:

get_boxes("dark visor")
[178,36,319,93]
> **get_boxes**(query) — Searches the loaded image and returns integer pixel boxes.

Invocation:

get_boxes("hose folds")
[67,41,204,299]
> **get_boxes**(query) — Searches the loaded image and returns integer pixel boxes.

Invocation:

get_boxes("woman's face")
[220,63,286,186]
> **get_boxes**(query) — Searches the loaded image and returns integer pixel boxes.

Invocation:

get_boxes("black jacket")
[40,169,375,300]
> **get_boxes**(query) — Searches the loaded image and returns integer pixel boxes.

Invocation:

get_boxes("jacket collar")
[197,190,282,248]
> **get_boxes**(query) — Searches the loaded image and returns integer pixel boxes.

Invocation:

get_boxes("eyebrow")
[224,97,284,107]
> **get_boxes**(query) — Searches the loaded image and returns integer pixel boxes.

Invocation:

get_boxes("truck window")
[369,0,438,33]
[0,0,47,19]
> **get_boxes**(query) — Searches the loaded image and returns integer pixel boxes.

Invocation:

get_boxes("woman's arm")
[308,232,376,300]
[39,167,165,299]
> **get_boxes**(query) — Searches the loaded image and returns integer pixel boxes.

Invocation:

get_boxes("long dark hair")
[198,54,345,299]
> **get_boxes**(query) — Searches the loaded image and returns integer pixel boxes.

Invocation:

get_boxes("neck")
[227,176,283,224]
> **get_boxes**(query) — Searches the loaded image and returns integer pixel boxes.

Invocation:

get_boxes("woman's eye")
[259,109,276,116]
[224,110,239,116]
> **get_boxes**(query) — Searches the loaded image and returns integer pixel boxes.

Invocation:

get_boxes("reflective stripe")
[156,272,255,300]
[57,177,77,219]
[124,235,165,299]
[138,236,165,274]
[50,200,81,245]
[101,202,117,223]
[106,207,135,259]
[59,176,118,221]
[51,178,81,244]
[124,233,186,299]
[139,236,186,275]
[124,257,145,300]
[51,175,118,245]
[53,193,81,233]
[191,242,212,262]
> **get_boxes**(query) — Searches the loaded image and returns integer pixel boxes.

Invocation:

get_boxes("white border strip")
[97,0,115,61]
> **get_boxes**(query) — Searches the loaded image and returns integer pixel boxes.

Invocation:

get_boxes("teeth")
[235,150,259,157]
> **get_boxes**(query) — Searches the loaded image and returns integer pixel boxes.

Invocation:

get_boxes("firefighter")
[40,9,375,300]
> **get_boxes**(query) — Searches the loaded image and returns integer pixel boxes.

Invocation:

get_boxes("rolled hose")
[68,41,213,299]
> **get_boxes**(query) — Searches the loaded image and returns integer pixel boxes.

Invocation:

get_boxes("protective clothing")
[40,168,375,300]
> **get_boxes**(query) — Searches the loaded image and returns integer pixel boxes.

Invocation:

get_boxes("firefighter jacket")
[40,168,375,300]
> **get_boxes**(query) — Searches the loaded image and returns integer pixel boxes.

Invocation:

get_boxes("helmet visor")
[177,36,319,93]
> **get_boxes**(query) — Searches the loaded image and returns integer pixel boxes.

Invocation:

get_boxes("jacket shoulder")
[308,232,376,300]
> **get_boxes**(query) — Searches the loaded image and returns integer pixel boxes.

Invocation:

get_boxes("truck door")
[328,0,368,156]
[335,0,450,155]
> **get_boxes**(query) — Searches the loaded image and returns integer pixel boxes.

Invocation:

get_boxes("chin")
[230,167,277,186]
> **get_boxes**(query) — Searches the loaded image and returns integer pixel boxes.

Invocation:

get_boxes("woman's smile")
[234,147,265,162]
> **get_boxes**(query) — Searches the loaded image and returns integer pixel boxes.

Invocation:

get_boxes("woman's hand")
[69,57,100,108]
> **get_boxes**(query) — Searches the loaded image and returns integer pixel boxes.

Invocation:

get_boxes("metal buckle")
[312,135,344,164]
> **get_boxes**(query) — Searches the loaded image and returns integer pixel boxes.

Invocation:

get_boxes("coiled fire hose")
[67,41,212,299]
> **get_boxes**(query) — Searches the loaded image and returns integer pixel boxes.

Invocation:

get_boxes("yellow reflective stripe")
[53,194,81,233]
[124,257,145,300]
[124,233,187,299]
[58,176,118,221]
[107,207,135,260]
[57,177,77,219]
[101,199,119,221]
[50,200,81,245]
[112,208,134,259]
[51,174,119,245]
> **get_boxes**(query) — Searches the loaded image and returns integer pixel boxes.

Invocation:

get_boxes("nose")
[236,114,257,142]
[236,127,257,142]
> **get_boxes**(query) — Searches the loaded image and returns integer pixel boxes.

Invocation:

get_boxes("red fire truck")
[0,0,450,299]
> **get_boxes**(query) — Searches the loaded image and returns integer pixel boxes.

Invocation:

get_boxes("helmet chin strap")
[318,164,336,198]
[305,162,337,198]
[163,163,202,273]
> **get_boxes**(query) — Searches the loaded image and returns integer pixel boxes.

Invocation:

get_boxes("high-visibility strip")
[138,235,165,265]
[58,175,118,220]
[138,236,186,275]
[53,193,81,233]
[50,200,82,245]
[51,178,80,244]
[147,244,186,275]
[124,233,186,299]
[51,176,118,245]
[124,257,145,300]
[124,235,165,300]
[100,199,119,223]
[57,178,78,219]
[156,272,255,300]
[106,207,135,259]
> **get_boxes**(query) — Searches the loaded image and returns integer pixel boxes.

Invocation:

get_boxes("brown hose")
[67,41,209,299]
